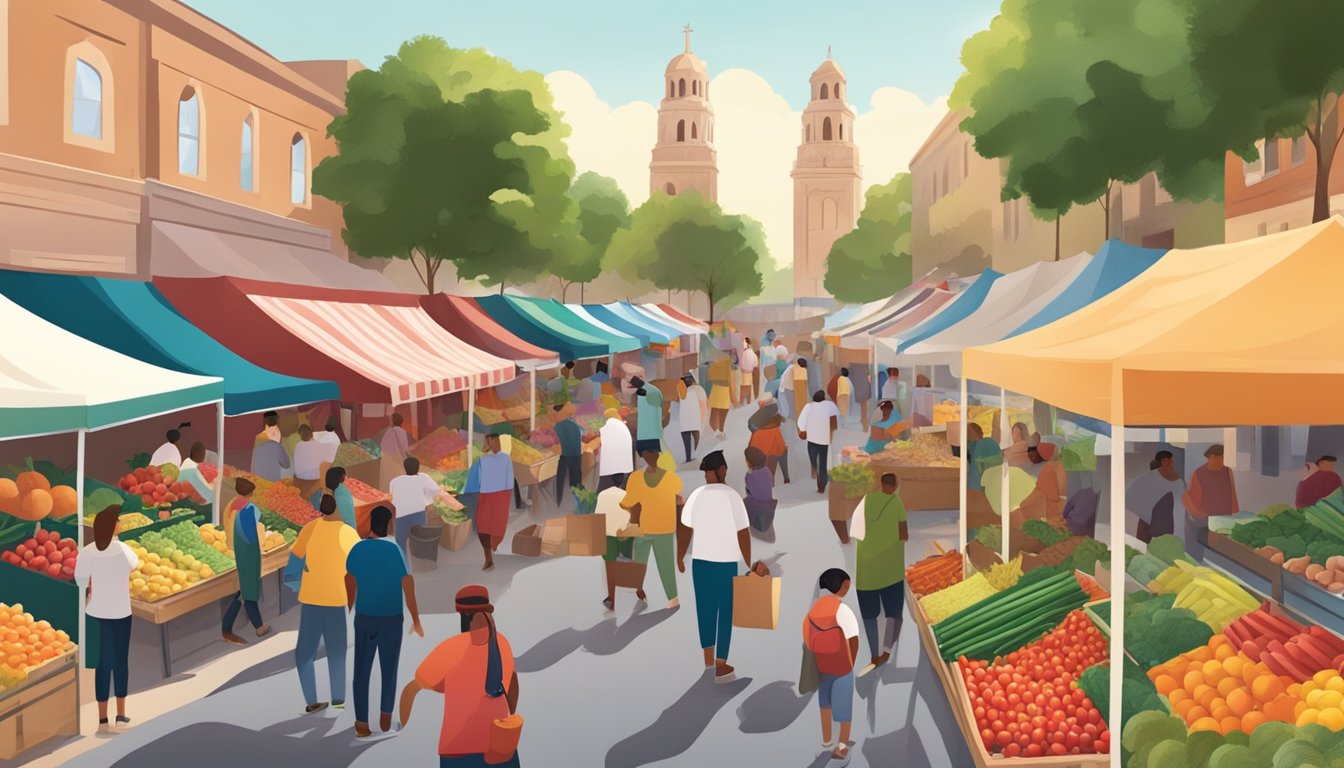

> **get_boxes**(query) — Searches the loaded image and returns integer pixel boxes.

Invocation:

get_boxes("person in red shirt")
[1297,456,1342,508]
[399,585,521,767]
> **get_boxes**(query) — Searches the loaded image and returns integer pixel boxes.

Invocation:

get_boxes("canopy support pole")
[1223,427,1237,469]
[1109,425,1126,768]
[76,428,87,669]
[214,400,224,526]
[530,369,537,433]
[999,387,1010,563]
[467,389,476,464]
[869,341,876,422]
[959,377,969,576]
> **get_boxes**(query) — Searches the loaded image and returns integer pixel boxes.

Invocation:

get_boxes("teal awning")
[0,270,337,416]
[580,304,674,346]
[526,298,640,354]
[475,295,610,361]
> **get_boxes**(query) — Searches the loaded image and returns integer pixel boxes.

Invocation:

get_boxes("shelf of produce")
[0,652,78,761]
[1204,531,1283,602]
[1281,570,1344,638]
[130,544,291,678]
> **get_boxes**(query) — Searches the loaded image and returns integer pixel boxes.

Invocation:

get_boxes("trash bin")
[409,525,440,562]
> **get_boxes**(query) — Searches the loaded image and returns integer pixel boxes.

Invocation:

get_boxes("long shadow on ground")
[107,718,376,768]
[515,606,674,673]
[735,679,813,734]
[604,675,751,768]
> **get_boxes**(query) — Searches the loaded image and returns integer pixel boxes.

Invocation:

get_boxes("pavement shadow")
[517,607,676,672]
[585,607,676,656]
[210,646,303,696]
[735,679,813,734]
[604,675,751,768]
[105,719,375,768]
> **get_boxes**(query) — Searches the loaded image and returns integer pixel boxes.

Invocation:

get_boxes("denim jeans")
[555,454,583,502]
[681,431,700,463]
[395,510,426,564]
[296,604,348,706]
[691,560,738,659]
[222,591,263,633]
[94,616,132,701]
[353,613,403,723]
[807,442,830,490]
[439,754,521,767]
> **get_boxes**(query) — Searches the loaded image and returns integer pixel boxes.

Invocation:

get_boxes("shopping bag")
[610,559,647,589]
[283,553,305,593]
[798,644,821,695]
[485,714,524,765]
[732,570,781,630]
[565,513,606,556]
[441,520,472,551]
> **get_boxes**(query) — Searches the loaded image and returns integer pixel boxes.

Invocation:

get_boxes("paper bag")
[609,559,647,589]
[733,572,781,630]
[511,524,542,557]
[541,518,568,557]
[440,520,471,551]
[565,513,606,556]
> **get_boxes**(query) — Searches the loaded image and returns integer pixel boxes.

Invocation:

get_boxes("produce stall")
[0,602,78,761]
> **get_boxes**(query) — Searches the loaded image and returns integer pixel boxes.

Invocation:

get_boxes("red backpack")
[805,595,852,675]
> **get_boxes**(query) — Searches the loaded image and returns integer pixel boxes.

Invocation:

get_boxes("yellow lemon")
[1317,707,1344,732]
[1298,708,1322,727]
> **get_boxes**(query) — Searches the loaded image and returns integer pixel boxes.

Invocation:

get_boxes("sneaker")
[602,597,615,612]
[666,597,680,610]
[872,651,891,668]
[636,589,648,603]
[255,624,272,638]
[355,722,372,738]
[305,703,329,715]
[115,715,131,727]
[97,719,111,734]
[332,700,345,710]
[714,662,737,683]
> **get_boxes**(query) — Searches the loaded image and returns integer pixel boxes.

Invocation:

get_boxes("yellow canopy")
[964,217,1344,426]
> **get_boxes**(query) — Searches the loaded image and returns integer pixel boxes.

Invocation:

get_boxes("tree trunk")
[706,291,715,324]
[1054,216,1061,261]
[580,283,585,304]
[559,281,570,303]
[1309,93,1340,223]
[500,282,506,295]
[1100,180,1113,241]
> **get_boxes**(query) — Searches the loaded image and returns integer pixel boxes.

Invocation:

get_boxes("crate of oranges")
[0,602,76,694]
[1148,634,1298,735]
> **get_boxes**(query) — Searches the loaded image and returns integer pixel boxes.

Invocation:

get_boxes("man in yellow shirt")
[292,494,360,714]
[621,447,685,610]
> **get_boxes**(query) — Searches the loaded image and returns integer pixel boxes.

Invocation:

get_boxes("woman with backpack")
[803,568,860,763]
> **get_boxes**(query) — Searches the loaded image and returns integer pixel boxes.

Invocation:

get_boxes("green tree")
[1186,0,1344,223]
[314,36,581,293]
[823,174,914,302]
[555,172,630,303]
[607,191,765,322]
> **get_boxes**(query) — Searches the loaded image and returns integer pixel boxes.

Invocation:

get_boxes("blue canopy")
[476,295,612,361]
[823,303,866,331]
[582,304,674,346]
[0,270,338,415]
[891,270,1003,353]
[1010,240,1166,337]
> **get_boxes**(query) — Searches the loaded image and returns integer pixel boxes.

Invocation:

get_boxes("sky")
[188,0,1002,268]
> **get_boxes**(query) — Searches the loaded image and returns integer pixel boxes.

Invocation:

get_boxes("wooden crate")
[514,455,559,486]
[868,461,959,511]
[0,654,78,761]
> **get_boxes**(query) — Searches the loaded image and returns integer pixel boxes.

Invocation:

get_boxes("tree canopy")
[314,36,582,293]
[554,172,631,302]
[823,174,914,303]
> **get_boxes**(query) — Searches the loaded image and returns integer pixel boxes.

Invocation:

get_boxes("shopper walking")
[293,494,360,714]
[804,568,860,762]
[791,359,811,427]
[379,412,411,488]
[399,585,521,767]
[552,404,584,507]
[740,338,759,401]
[346,505,424,737]
[707,356,732,438]
[597,408,633,491]
[849,473,907,675]
[621,447,685,609]
[760,331,778,382]
[743,447,777,541]
[222,478,271,644]
[76,505,138,733]
[833,368,853,427]
[389,456,439,565]
[679,374,708,464]
[798,391,841,494]
[677,450,751,683]
[598,479,648,611]
[749,413,792,485]
[310,466,357,531]
[467,433,514,571]
[631,376,665,454]
[251,428,291,482]
[851,367,872,431]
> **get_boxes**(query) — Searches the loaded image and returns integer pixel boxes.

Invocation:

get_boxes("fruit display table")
[130,544,291,677]
[0,651,78,760]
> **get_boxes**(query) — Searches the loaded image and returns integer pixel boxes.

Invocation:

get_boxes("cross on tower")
[683,24,693,53]
[827,45,832,59]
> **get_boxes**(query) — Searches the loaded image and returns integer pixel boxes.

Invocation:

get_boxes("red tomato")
[1083,723,1099,737]
[1066,731,1080,750]
[1088,708,1101,724]
[1003,743,1021,758]
[981,728,995,744]
[996,731,1012,748]
[1050,743,1068,756]
[1080,733,1094,752]
[1026,744,1043,757]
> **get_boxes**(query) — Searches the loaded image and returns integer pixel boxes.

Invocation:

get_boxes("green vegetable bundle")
[1147,534,1192,566]
[932,569,1088,661]
[259,508,302,535]
[1064,537,1109,577]
[1128,553,1169,585]
[1123,592,1212,669]
[1304,490,1344,542]
[1022,519,1069,547]
[974,524,1002,551]
[829,462,876,498]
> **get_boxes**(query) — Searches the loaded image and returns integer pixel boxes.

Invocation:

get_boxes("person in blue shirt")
[552,404,585,507]
[967,423,1003,492]
[345,505,423,737]
[310,466,357,530]
[630,375,665,454]
[222,478,270,644]
[467,433,515,571]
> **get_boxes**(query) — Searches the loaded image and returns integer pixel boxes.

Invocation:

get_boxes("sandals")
[832,743,851,763]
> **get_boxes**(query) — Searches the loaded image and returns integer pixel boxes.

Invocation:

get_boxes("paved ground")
[18,402,972,768]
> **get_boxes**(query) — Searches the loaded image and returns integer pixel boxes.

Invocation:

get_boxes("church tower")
[649,25,718,201]
[792,52,862,304]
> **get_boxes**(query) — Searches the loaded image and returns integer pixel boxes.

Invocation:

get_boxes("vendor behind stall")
[179,441,215,505]
[1182,444,1238,559]
[1297,455,1342,509]
[966,423,1002,492]
[862,400,903,455]
[1127,450,1184,543]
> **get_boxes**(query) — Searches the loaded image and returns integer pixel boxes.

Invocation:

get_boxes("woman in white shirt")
[149,422,190,467]
[75,505,139,732]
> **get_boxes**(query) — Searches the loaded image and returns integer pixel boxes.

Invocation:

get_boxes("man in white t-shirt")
[677,450,750,683]
[598,409,634,491]
[739,338,760,402]
[292,425,327,491]
[797,390,841,493]
[388,457,440,566]
[312,419,341,462]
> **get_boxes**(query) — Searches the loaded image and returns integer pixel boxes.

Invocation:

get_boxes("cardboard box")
[565,514,606,557]
[609,559,647,589]
[733,572,781,630]
[868,463,959,512]
[541,518,568,557]
[511,524,542,557]
[440,520,471,551]
[827,484,863,522]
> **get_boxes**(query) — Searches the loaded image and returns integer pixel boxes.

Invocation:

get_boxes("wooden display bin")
[514,455,559,486]
[867,462,959,511]
[0,653,78,761]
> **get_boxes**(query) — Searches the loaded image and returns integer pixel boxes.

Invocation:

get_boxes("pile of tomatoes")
[959,610,1110,757]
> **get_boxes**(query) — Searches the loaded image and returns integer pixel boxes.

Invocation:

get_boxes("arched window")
[806,124,812,142]
[691,122,698,139]
[290,133,307,205]
[240,114,255,191]
[678,78,686,97]
[835,82,841,99]
[839,122,844,140]
[676,120,685,142]
[665,182,677,196]
[692,80,698,96]
[177,87,201,176]
[822,117,833,141]
[820,83,829,100]
[72,59,103,139]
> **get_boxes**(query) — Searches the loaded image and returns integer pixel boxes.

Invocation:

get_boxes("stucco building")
[909,109,1222,276]
[1224,123,1344,242]
[649,26,717,202]
[0,0,375,284]
[791,55,861,306]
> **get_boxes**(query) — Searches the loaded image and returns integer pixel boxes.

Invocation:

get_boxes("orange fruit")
[1217,677,1241,698]
[1209,634,1230,649]
[1253,676,1286,703]
[1174,699,1196,720]
[1184,670,1205,691]
[1220,716,1244,735]
[1211,703,1234,721]
[1192,684,1217,708]
[1203,660,1227,683]
[1154,674,1179,696]
[1186,704,1210,724]
[1191,716,1221,733]
[1168,689,1190,705]
[1241,711,1267,733]
[1227,689,1255,717]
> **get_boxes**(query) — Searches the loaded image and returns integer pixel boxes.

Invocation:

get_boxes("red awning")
[658,303,708,330]
[419,294,558,371]
[155,277,515,404]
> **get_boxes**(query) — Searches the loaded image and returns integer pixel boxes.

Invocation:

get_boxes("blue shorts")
[818,671,854,722]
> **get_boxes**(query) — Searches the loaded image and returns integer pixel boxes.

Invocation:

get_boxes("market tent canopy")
[822,303,866,331]
[606,303,686,342]
[898,256,1091,368]
[1011,239,1166,337]
[579,304,674,346]
[0,270,338,415]
[882,269,1003,354]
[156,277,515,405]
[634,304,705,336]
[419,294,559,371]
[965,217,1344,426]
[0,294,222,439]
[825,281,932,344]
[866,287,960,348]
[565,305,654,349]
[656,304,708,331]
[475,295,612,361]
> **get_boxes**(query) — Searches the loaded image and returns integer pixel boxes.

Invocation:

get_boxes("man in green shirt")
[552,404,585,507]
[849,472,908,675]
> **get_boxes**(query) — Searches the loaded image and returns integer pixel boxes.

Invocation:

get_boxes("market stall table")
[0,651,78,760]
